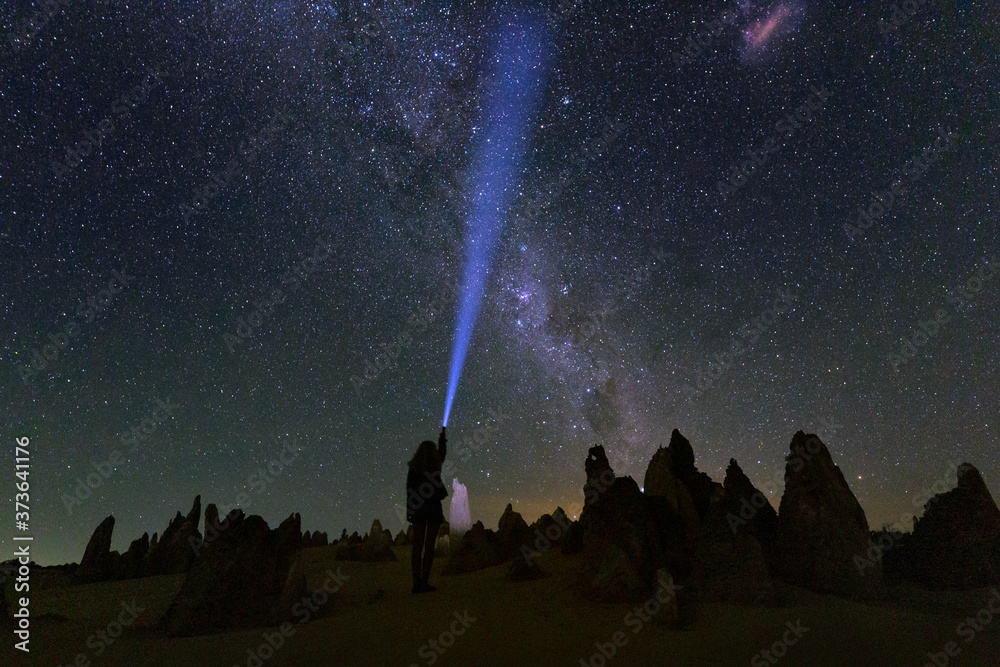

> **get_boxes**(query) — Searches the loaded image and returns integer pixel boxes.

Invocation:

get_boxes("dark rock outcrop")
[528,510,572,550]
[775,432,881,598]
[577,448,667,602]
[722,458,778,553]
[117,533,150,580]
[302,530,329,548]
[336,519,396,561]
[76,516,119,582]
[899,463,1000,589]
[687,458,779,602]
[584,445,615,502]
[443,521,503,575]
[204,504,220,534]
[691,462,775,604]
[161,512,306,636]
[497,504,533,561]
[551,507,571,531]
[143,499,203,577]
[186,494,202,531]
[660,429,723,518]
[560,519,584,554]
[643,443,700,545]
[394,530,409,546]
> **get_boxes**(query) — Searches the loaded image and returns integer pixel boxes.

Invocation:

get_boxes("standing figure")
[406,427,448,593]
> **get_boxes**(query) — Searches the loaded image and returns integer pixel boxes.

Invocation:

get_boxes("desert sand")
[7,543,1000,667]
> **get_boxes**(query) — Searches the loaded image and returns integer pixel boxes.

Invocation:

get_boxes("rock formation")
[450,478,472,536]
[185,494,202,530]
[721,458,778,552]
[775,431,881,598]
[204,504,220,534]
[577,447,667,602]
[161,512,306,636]
[117,533,150,580]
[302,530,329,548]
[143,496,203,577]
[76,516,118,582]
[443,521,503,575]
[335,519,396,561]
[899,463,1000,589]
[528,510,571,550]
[658,429,723,518]
[691,460,775,603]
[643,442,700,552]
[497,504,533,562]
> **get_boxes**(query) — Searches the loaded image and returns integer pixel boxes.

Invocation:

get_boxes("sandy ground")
[4,545,1000,667]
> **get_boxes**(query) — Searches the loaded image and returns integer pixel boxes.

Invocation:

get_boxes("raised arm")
[438,426,447,462]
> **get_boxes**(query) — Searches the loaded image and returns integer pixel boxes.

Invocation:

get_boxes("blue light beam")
[442,8,553,427]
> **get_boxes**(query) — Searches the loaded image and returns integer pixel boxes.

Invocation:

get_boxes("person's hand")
[439,426,447,446]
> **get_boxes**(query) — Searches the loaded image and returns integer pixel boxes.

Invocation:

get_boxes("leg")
[421,522,441,589]
[411,522,427,593]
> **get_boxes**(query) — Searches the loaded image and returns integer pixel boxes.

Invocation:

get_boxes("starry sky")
[1,1,997,566]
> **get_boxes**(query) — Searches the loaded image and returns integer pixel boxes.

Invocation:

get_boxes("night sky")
[1,1,997,567]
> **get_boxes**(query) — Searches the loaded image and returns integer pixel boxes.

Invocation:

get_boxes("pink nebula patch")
[746,5,791,49]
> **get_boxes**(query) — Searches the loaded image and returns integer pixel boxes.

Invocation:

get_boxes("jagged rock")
[552,507,571,530]
[340,529,348,542]
[149,533,158,550]
[161,512,305,636]
[775,431,881,598]
[692,490,774,603]
[118,533,150,580]
[204,504,220,535]
[560,520,584,554]
[497,504,533,561]
[76,516,119,582]
[528,511,570,550]
[394,530,409,546]
[336,519,396,561]
[643,443,700,542]
[348,531,362,545]
[578,454,666,603]
[186,494,202,531]
[444,521,503,575]
[721,458,779,558]
[584,444,615,503]
[302,530,330,548]
[143,503,203,577]
[661,430,723,518]
[687,458,780,602]
[900,463,1000,589]
[644,446,681,508]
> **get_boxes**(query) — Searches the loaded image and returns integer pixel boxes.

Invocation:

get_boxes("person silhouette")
[406,426,448,593]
